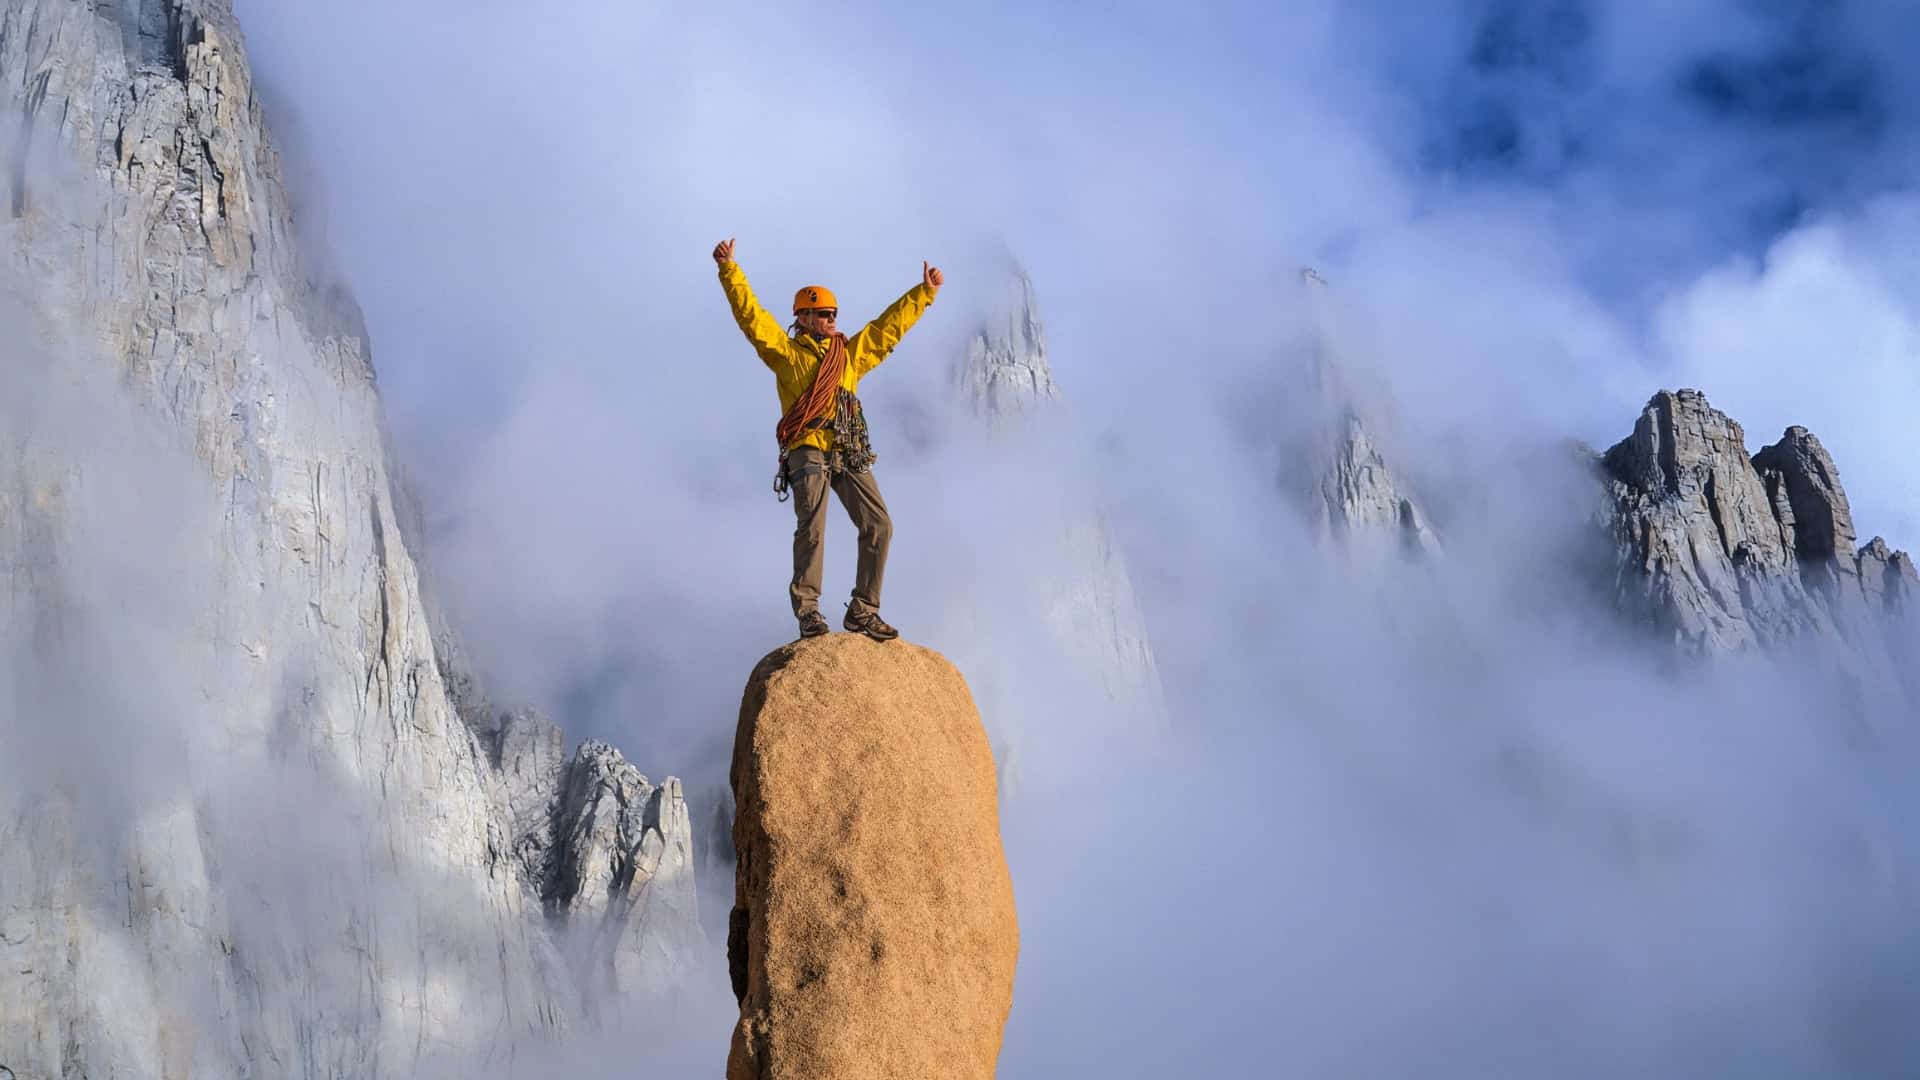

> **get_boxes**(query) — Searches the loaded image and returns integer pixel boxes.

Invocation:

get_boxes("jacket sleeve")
[718,261,797,373]
[848,282,936,376]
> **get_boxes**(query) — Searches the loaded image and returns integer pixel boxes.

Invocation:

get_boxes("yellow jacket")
[718,260,936,453]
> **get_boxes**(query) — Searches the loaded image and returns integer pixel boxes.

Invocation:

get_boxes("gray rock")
[0,2,700,1075]
[1752,425,1856,571]
[547,743,701,1003]
[1857,537,1919,615]
[1313,408,1440,556]
[492,707,570,893]
[1283,270,1439,556]
[1602,389,1804,650]
[1600,389,1914,663]
[953,267,1060,420]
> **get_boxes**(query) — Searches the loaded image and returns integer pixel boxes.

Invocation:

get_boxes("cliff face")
[1601,389,1915,666]
[727,635,1018,1080]
[0,2,695,1075]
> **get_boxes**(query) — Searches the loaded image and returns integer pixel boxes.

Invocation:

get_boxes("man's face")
[797,307,838,336]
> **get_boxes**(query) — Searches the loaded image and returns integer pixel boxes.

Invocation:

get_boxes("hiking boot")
[843,609,899,642]
[797,610,831,638]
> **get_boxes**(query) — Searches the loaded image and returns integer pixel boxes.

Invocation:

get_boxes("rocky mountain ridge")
[0,2,697,1075]
[1601,388,1915,657]
[1279,276,1912,671]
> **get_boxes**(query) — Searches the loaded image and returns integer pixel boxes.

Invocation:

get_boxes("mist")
[229,1,1920,1075]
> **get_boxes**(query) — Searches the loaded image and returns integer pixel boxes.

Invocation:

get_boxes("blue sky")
[1384,1,1919,274]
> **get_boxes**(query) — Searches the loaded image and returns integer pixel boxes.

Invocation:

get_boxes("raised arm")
[713,238,795,369]
[848,261,944,376]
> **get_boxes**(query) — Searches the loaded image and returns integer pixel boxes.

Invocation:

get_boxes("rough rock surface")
[485,713,700,996]
[1283,270,1439,555]
[726,635,1018,1080]
[953,267,1060,419]
[1314,407,1440,554]
[0,2,697,1075]
[547,740,701,1004]
[1601,389,1915,658]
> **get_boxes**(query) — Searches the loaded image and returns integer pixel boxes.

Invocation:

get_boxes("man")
[713,237,943,642]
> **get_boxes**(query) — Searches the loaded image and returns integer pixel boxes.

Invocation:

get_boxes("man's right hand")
[712,238,736,266]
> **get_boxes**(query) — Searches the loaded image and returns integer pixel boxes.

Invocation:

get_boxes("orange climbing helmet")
[792,285,838,314]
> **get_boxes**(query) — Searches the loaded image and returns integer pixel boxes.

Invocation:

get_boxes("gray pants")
[785,446,892,619]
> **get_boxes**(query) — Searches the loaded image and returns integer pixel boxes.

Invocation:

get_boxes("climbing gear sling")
[771,332,876,501]
[775,332,848,448]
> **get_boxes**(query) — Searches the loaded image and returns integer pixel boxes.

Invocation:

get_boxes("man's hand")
[713,238,736,266]
[923,261,944,290]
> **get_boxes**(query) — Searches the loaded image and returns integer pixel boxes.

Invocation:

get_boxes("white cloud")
[214,1,1920,1073]
[1658,195,1920,545]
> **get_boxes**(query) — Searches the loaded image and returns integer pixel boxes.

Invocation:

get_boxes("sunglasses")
[807,309,838,320]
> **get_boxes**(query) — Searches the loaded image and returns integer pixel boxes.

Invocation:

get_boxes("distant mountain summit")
[954,268,1061,420]
[950,263,1163,729]
[1602,388,1916,660]
[1276,275,1913,697]
[1278,268,1439,556]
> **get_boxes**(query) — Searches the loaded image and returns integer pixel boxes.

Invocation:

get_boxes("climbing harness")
[771,329,876,500]
[772,389,875,501]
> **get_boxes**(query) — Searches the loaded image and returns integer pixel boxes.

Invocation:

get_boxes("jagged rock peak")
[728,635,1017,1079]
[1858,537,1920,613]
[1752,425,1855,568]
[1284,273,1438,554]
[548,739,660,913]
[1603,389,1794,573]
[3,0,371,381]
[1315,410,1440,555]
[490,715,703,946]
[548,738,702,997]
[1600,388,1913,652]
[954,265,1060,420]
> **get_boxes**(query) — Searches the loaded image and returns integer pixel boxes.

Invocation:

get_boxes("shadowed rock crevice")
[1752,425,1856,590]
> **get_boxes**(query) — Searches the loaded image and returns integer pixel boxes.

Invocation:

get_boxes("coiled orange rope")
[775,332,848,450]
